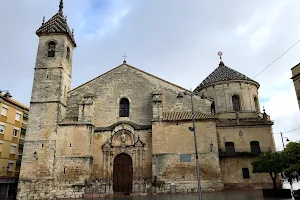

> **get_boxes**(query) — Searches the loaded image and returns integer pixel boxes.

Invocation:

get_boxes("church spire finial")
[218,51,224,66]
[59,0,64,14]
[42,16,45,25]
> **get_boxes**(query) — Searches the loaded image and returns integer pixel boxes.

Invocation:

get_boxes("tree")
[284,142,300,166]
[252,151,287,189]
[283,142,300,181]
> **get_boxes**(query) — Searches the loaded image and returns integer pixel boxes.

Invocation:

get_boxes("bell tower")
[32,0,76,107]
[18,1,76,199]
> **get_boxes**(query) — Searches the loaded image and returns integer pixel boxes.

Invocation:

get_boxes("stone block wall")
[24,103,61,141]
[35,35,74,76]
[17,179,85,199]
[56,125,93,157]
[152,120,223,193]
[217,126,276,153]
[66,64,212,127]
[152,153,223,193]
[198,81,260,113]
[220,157,274,189]
[54,157,92,183]
[31,68,71,105]
[152,120,218,154]
[20,140,55,179]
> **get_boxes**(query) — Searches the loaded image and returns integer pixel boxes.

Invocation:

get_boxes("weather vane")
[218,51,223,61]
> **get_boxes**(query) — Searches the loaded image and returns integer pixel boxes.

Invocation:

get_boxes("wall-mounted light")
[210,143,214,152]
[176,92,184,99]
[33,151,38,160]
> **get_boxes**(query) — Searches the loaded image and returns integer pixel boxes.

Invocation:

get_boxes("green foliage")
[251,142,300,188]
[252,151,287,189]
[284,163,300,178]
[252,152,287,174]
[284,142,300,165]
[283,142,300,177]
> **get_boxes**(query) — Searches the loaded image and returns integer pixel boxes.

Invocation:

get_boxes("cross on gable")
[122,53,127,62]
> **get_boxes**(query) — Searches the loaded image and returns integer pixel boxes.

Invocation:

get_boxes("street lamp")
[177,89,203,200]
[280,132,290,149]
[0,90,12,98]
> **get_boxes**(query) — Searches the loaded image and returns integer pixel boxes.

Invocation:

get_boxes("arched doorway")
[113,153,133,195]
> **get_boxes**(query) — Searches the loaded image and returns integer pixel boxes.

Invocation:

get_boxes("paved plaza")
[64,190,294,200]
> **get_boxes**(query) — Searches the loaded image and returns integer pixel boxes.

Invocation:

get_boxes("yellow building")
[291,63,300,109]
[0,94,29,199]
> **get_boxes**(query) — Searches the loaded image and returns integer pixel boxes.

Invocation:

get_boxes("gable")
[69,62,187,93]
[66,62,213,127]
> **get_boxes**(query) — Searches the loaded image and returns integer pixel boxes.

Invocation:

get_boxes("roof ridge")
[69,63,190,93]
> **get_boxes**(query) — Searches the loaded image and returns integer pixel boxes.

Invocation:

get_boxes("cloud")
[0,0,300,150]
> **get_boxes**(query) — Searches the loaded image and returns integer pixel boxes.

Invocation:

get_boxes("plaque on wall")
[180,154,191,162]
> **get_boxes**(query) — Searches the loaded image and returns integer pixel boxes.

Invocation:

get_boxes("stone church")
[18,1,276,199]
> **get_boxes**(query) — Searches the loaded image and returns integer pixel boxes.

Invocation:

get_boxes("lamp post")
[280,132,290,149]
[177,89,203,200]
[0,90,12,98]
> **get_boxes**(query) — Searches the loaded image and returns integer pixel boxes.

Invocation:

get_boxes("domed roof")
[194,62,259,91]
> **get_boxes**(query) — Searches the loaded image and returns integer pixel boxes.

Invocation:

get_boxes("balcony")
[17,154,22,161]
[21,128,26,134]
[218,147,272,157]
[21,123,27,129]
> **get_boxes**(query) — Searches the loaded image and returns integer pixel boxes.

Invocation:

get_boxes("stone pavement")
[65,190,292,200]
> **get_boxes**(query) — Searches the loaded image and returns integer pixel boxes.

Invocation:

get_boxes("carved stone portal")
[101,127,147,190]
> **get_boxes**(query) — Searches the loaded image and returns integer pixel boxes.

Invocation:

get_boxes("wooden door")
[113,153,133,194]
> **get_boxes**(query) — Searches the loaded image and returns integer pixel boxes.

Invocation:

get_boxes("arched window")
[225,142,235,156]
[66,47,70,59]
[250,141,261,155]
[232,95,240,111]
[48,41,56,57]
[211,101,216,115]
[254,97,259,112]
[120,98,129,117]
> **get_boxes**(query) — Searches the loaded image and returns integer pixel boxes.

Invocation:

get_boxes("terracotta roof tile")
[162,112,215,121]
[59,117,80,125]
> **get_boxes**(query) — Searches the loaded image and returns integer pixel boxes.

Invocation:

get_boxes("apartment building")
[0,94,29,199]
[291,63,300,109]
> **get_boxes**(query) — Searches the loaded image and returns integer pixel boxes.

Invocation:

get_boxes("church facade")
[17,1,276,199]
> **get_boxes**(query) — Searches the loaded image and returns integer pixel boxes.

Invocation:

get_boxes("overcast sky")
[0,0,299,150]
